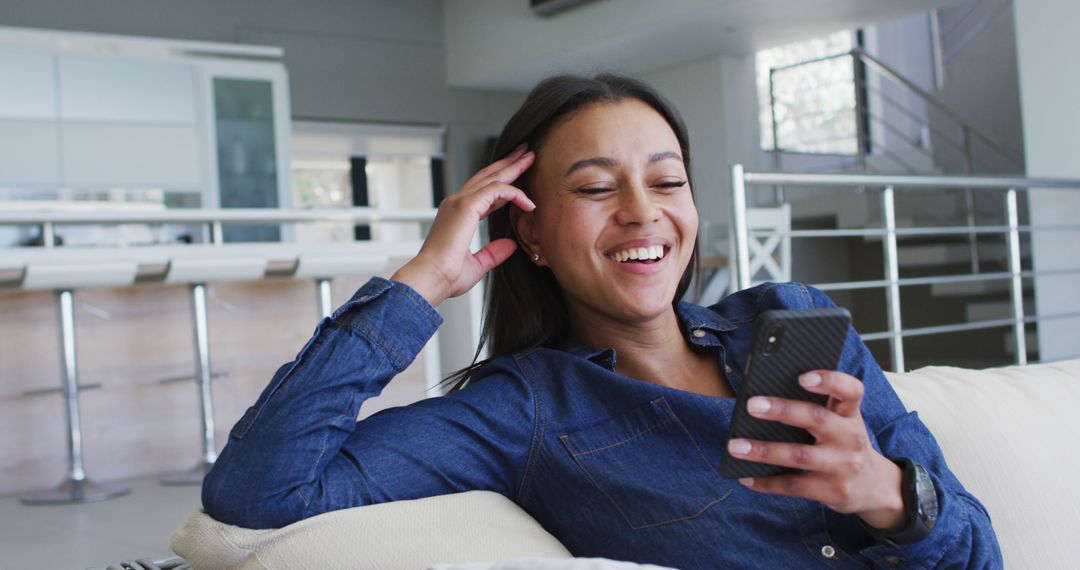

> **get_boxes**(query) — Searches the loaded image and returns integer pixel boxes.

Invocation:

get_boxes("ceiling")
[443,0,968,91]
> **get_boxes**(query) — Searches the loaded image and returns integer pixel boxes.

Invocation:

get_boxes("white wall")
[1014,0,1080,361]
[640,54,763,234]
[933,3,1024,174]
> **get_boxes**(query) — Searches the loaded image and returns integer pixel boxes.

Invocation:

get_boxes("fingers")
[470,144,528,183]
[475,184,536,219]
[797,370,865,418]
[727,438,844,474]
[737,473,854,509]
[469,238,518,277]
[463,147,536,196]
[489,149,536,185]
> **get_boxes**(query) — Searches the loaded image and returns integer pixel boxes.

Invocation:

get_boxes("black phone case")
[719,308,852,479]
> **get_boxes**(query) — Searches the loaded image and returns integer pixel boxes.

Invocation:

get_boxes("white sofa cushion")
[887,357,1080,570]
[170,490,571,569]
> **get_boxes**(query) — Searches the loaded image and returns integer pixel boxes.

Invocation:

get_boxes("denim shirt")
[203,277,1002,569]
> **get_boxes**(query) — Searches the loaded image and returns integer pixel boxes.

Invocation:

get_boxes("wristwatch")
[874,458,939,545]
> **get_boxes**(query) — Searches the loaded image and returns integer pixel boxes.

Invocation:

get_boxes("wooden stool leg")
[22,290,130,505]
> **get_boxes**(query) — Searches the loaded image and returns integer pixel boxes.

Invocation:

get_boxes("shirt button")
[357,295,369,302]
[724,364,733,373]
[692,329,706,338]
[820,545,837,559]
[885,555,904,564]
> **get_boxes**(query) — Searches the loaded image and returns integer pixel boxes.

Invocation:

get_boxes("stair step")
[897,241,1029,268]
[929,279,1011,296]
[1004,329,1039,356]
[964,299,1035,322]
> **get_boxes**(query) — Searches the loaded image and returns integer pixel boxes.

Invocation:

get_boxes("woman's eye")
[655,180,687,191]
[576,186,613,195]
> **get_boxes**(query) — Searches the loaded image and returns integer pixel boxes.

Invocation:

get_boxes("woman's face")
[516,98,698,329]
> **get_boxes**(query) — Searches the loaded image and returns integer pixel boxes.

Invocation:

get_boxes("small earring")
[531,253,540,262]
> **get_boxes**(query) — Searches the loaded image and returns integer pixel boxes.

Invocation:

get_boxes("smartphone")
[719,307,852,479]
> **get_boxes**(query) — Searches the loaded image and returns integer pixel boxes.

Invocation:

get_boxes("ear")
[509,205,546,266]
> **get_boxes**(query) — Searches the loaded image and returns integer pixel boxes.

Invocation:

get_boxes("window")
[290,121,443,243]
[757,30,858,154]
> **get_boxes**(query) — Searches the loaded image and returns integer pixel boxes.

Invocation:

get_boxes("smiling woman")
[201,74,1002,568]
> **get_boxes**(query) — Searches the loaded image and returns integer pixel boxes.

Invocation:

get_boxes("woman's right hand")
[390,145,537,307]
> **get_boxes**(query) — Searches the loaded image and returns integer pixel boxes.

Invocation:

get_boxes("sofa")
[170,357,1080,569]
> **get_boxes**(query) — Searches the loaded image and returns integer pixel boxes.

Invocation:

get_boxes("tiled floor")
[0,475,200,569]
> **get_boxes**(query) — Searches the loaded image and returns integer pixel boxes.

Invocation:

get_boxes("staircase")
[761,8,1034,369]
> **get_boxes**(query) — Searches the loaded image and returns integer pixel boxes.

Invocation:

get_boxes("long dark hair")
[447,73,700,389]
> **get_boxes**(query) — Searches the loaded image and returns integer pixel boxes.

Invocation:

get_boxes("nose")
[614,183,661,226]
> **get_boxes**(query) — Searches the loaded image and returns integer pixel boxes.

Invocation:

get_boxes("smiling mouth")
[610,245,668,264]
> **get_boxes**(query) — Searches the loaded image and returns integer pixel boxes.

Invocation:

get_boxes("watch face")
[913,464,939,527]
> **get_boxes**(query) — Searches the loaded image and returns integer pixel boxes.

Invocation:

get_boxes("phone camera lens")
[764,325,783,354]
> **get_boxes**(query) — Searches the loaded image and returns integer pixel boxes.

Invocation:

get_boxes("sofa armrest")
[171,491,571,569]
[887,357,1080,570]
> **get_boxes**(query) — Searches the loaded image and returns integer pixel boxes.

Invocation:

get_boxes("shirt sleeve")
[201,277,537,529]
[804,285,1003,568]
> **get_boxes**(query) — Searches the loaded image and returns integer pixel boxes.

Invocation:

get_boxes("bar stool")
[160,248,267,486]
[19,256,138,504]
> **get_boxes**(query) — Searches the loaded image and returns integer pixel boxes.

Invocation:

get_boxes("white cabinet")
[0,27,291,245]
[0,48,62,185]
[201,60,292,241]
[58,55,197,123]
[61,123,202,186]
[0,48,56,119]
[0,122,61,185]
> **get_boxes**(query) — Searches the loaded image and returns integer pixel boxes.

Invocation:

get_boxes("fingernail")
[747,397,771,414]
[739,477,755,488]
[799,372,822,387]
[513,143,527,153]
[728,439,752,455]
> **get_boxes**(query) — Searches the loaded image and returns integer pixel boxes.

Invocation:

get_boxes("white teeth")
[612,245,666,262]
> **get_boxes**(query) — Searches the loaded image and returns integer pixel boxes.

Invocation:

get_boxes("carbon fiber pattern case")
[719,308,851,479]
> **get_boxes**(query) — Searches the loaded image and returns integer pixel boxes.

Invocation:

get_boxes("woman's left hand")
[726,370,907,532]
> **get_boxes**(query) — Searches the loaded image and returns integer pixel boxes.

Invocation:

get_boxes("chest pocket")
[559,397,734,529]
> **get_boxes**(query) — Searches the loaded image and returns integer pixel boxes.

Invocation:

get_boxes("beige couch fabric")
[887,357,1080,570]
[171,491,571,569]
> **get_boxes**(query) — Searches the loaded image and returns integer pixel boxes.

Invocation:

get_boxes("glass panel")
[213,78,279,242]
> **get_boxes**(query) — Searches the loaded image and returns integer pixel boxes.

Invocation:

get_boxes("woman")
[203,74,1001,567]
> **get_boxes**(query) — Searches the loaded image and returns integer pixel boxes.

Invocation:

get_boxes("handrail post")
[882,185,905,372]
[769,67,782,174]
[210,221,224,245]
[853,51,869,173]
[930,9,947,90]
[961,125,980,273]
[1004,188,1027,365]
[42,222,55,247]
[731,164,751,291]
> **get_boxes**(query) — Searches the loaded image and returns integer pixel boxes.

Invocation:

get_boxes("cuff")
[332,277,444,371]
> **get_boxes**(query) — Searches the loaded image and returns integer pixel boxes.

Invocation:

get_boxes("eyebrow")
[564,151,683,176]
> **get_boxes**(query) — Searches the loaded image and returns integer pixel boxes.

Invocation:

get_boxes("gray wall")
[1014,0,1080,362]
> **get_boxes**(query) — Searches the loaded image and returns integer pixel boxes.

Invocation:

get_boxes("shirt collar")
[560,302,738,369]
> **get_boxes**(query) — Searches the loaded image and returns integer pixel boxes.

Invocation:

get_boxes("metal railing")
[767,46,1026,276]
[0,206,437,249]
[731,165,1080,372]
[767,47,1024,175]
